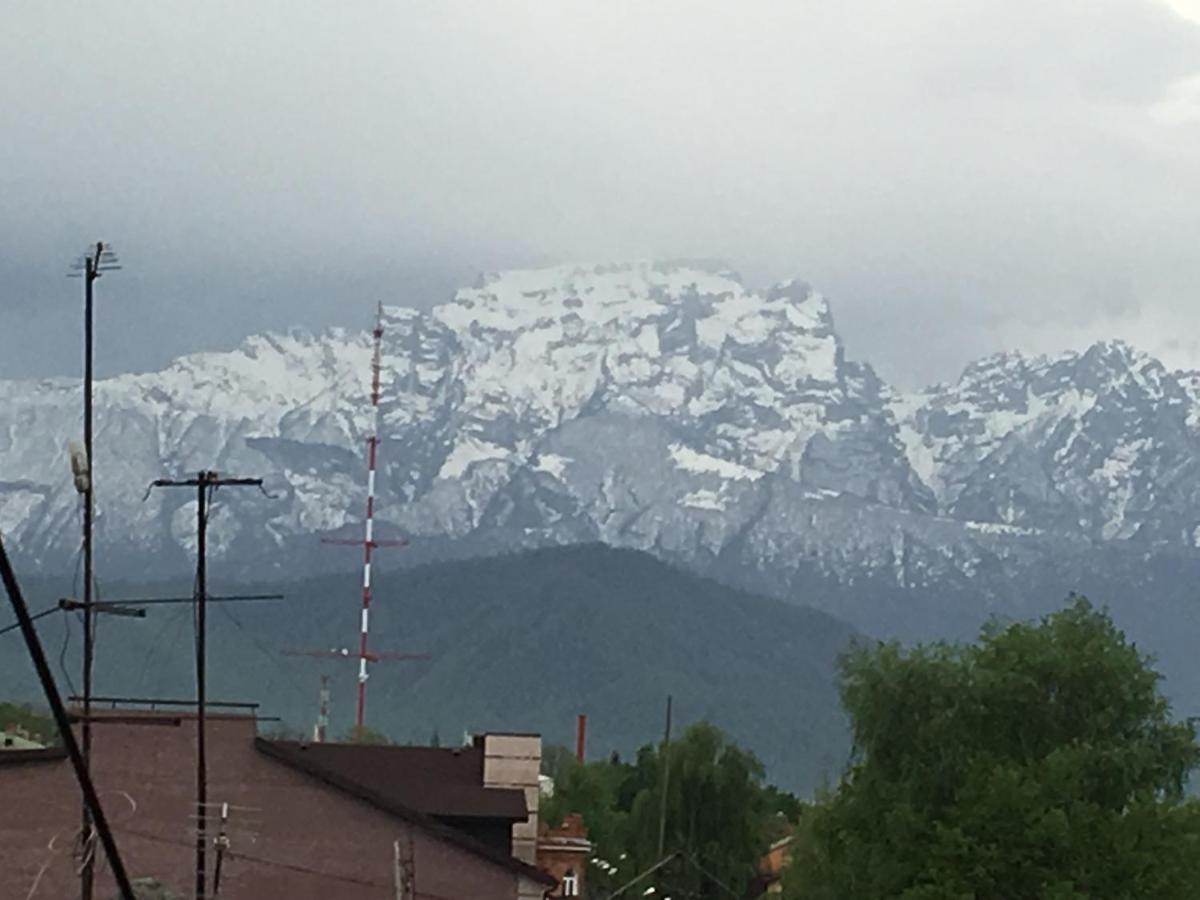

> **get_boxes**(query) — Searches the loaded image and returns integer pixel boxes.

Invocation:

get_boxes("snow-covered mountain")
[4,262,1200,638]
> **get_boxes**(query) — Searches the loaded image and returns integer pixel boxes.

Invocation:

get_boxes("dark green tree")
[542,751,635,887]
[540,742,578,782]
[342,725,392,745]
[546,722,771,897]
[786,598,1200,899]
[625,721,768,897]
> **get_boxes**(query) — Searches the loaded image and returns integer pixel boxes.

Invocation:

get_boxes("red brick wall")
[0,713,522,899]
[536,848,587,898]
[537,815,590,897]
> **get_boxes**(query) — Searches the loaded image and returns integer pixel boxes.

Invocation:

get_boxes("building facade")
[0,710,553,900]
[537,813,592,898]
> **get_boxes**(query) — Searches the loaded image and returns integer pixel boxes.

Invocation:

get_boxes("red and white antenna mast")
[320,303,409,735]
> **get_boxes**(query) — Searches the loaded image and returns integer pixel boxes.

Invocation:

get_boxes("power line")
[59,612,78,698]
[214,603,311,710]
[116,826,390,889]
[0,603,62,637]
[133,605,191,696]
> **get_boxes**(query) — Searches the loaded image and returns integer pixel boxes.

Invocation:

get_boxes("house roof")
[0,746,66,767]
[258,740,528,820]
[255,738,555,887]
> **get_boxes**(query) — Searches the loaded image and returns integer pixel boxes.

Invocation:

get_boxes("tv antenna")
[66,240,122,900]
[282,648,431,741]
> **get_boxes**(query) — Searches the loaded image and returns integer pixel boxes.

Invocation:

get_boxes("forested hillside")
[0,544,856,792]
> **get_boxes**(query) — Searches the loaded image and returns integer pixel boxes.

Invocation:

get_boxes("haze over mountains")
[3,261,1200,714]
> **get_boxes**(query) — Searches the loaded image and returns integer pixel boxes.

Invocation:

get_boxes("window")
[561,868,579,897]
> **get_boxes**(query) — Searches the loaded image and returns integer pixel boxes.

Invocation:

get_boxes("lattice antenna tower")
[317,303,412,734]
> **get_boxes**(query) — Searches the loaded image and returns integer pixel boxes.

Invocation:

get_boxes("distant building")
[537,813,592,898]
[1,722,45,751]
[751,834,795,896]
[0,709,554,900]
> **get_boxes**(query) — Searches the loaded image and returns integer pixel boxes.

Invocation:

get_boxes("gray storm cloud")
[1,0,1198,387]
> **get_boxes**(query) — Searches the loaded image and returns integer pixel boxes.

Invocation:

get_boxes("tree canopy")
[786,598,1200,899]
[0,700,57,745]
[544,721,799,897]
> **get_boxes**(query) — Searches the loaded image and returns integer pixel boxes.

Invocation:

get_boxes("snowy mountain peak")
[435,261,744,334]
[893,336,1200,543]
[3,263,1200,612]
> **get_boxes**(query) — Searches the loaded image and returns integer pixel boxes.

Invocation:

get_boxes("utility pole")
[148,471,264,900]
[657,694,673,859]
[0,533,135,900]
[67,240,120,900]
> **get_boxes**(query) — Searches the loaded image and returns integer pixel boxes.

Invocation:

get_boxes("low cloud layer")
[2,1,1198,387]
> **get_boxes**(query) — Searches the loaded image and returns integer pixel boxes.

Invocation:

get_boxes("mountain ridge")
[3,261,1200,651]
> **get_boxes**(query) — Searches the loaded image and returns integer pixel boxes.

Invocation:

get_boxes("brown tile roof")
[259,740,528,820]
[256,739,554,887]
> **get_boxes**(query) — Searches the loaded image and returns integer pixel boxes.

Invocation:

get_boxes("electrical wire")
[114,826,392,889]
[71,507,84,599]
[214,603,311,710]
[138,607,188,692]
[683,854,742,899]
[22,791,136,899]
[57,612,77,698]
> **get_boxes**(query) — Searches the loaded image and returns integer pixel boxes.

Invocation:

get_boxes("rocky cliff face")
[4,262,1200,639]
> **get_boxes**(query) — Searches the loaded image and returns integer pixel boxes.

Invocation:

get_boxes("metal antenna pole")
[657,694,673,860]
[196,475,208,900]
[68,240,119,900]
[316,674,330,743]
[283,647,429,741]
[320,303,407,736]
[0,604,64,636]
[358,303,384,733]
[148,471,264,900]
[0,533,135,900]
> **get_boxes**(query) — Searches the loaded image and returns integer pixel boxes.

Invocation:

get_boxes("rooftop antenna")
[281,648,431,741]
[315,674,330,743]
[146,471,269,900]
[0,532,135,900]
[320,303,409,736]
[67,241,121,900]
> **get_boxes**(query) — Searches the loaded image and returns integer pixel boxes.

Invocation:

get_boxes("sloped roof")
[0,746,66,767]
[256,738,554,887]
[258,740,528,820]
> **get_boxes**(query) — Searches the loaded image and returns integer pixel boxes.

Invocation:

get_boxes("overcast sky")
[2,1,1199,388]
